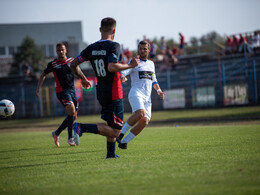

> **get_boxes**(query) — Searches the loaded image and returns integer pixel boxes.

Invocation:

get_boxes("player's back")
[85,40,122,105]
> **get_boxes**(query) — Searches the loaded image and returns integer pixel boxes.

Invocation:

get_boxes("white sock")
[122,132,135,144]
[121,122,132,135]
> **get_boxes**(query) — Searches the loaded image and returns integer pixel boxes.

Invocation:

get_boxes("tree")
[9,36,44,75]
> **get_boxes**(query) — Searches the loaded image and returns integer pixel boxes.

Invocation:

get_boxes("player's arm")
[70,58,92,89]
[35,72,47,98]
[108,56,139,72]
[153,83,165,99]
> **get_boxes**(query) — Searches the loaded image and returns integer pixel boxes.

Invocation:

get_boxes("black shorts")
[100,99,124,130]
[56,88,78,110]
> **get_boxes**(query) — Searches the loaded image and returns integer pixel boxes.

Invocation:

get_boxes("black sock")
[80,124,98,134]
[107,141,116,157]
[118,133,124,141]
[55,116,68,136]
[67,115,74,139]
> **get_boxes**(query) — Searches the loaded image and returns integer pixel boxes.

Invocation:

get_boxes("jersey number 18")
[94,59,106,77]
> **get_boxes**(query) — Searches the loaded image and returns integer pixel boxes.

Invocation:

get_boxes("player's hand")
[35,90,40,98]
[121,74,128,83]
[82,79,92,89]
[129,56,140,68]
[157,90,166,99]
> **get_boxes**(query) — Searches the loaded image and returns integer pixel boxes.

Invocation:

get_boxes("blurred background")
[0,0,260,119]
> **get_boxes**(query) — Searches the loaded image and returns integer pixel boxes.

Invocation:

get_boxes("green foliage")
[0,125,260,194]
[9,36,44,75]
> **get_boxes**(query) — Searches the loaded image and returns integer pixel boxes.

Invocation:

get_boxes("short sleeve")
[44,63,53,74]
[108,43,121,63]
[77,46,90,63]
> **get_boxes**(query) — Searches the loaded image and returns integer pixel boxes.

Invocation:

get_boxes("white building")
[0,21,86,77]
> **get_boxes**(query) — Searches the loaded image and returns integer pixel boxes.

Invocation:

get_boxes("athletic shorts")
[100,99,124,130]
[129,96,151,120]
[56,88,78,111]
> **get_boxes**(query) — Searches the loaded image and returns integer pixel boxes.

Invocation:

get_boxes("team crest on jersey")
[139,71,153,80]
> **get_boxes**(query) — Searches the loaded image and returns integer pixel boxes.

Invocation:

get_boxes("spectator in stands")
[223,36,233,55]
[160,36,166,55]
[149,40,157,60]
[179,33,185,55]
[22,62,32,77]
[248,31,260,53]
[124,48,132,62]
[172,43,178,56]
[232,35,239,53]
[238,34,247,53]
[160,46,178,71]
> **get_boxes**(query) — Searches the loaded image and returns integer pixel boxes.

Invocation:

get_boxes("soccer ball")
[0,99,15,117]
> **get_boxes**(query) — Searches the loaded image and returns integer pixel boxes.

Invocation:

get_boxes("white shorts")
[129,96,151,120]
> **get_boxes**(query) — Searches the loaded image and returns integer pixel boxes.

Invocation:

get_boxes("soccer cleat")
[106,154,120,159]
[73,122,82,137]
[118,142,127,149]
[73,133,80,146]
[116,133,124,144]
[68,138,76,146]
[51,131,60,147]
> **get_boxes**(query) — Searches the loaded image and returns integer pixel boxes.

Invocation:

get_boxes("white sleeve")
[152,62,158,85]
[121,59,133,76]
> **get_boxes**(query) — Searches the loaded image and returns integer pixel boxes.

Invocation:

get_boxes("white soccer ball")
[0,99,15,117]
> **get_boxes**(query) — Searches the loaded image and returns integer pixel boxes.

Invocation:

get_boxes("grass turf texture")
[0,106,260,127]
[0,125,260,194]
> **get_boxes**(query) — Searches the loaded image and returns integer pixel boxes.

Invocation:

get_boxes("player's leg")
[52,91,76,146]
[119,99,151,149]
[119,117,149,149]
[51,92,69,147]
[117,96,145,143]
[65,103,76,146]
[73,99,123,158]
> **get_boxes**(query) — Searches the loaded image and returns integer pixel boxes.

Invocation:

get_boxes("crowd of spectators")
[120,34,185,72]
[120,31,260,73]
[222,31,260,55]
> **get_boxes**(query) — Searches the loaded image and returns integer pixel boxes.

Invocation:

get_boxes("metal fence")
[0,55,259,119]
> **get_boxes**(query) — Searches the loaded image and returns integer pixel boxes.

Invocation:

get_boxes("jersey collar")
[140,58,148,62]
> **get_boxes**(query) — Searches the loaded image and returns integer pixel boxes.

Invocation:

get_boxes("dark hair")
[101,17,116,33]
[138,40,150,49]
[56,42,66,48]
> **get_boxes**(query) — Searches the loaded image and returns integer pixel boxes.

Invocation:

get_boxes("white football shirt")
[121,59,158,101]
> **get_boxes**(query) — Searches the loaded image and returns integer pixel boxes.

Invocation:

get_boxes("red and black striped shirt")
[44,57,74,93]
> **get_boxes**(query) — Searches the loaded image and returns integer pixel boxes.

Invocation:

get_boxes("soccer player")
[117,40,165,149]
[36,43,84,147]
[70,17,139,158]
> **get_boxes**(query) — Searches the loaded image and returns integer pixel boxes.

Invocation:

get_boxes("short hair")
[138,40,150,49]
[56,42,66,48]
[100,17,116,33]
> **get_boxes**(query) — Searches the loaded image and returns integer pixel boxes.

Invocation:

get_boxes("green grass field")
[1,106,260,127]
[0,125,260,194]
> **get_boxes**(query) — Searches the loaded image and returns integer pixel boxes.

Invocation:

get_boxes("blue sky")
[1,0,260,50]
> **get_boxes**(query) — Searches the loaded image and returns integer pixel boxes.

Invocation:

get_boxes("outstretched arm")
[70,58,92,89]
[108,56,140,72]
[35,72,47,98]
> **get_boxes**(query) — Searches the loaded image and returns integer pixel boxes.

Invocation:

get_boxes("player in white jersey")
[117,40,165,149]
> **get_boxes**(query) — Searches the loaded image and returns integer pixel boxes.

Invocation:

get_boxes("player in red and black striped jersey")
[70,17,140,158]
[36,43,78,147]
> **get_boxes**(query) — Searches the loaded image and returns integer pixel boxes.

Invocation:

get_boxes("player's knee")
[113,130,121,137]
[144,118,149,126]
[68,109,76,116]
[136,109,145,119]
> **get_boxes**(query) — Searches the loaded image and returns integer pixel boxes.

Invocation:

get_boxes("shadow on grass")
[0,148,39,153]
[37,150,102,157]
[0,159,86,170]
